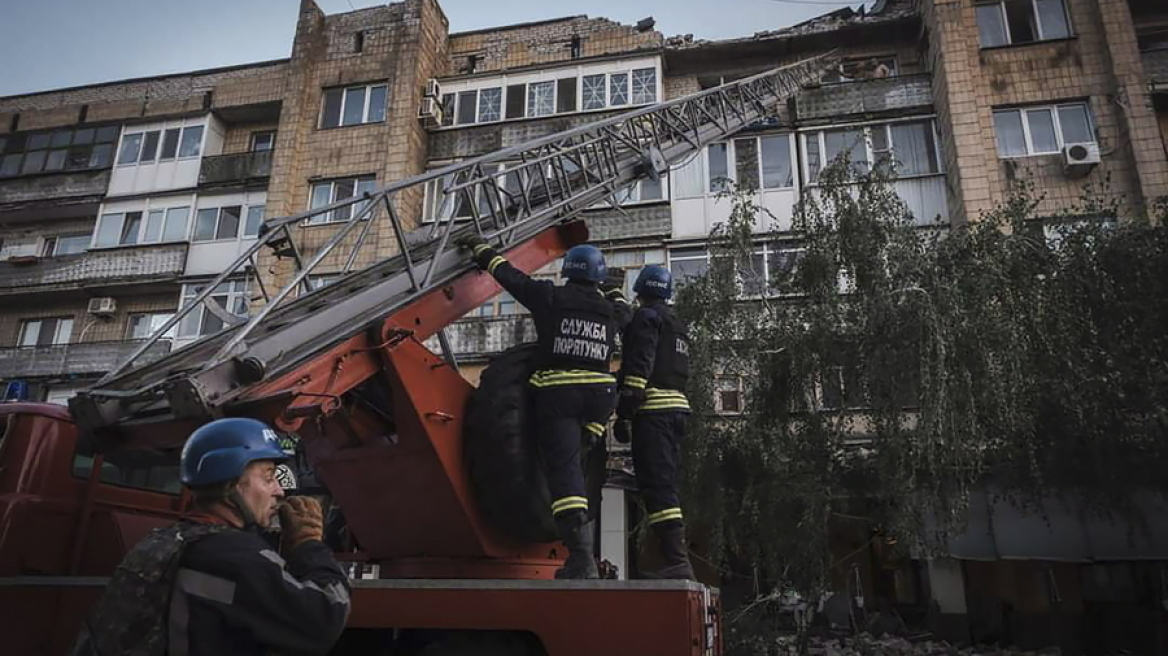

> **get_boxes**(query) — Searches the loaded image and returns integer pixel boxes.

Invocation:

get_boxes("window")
[823,56,899,83]
[424,163,508,222]
[700,135,795,194]
[668,247,710,286]
[127,312,176,340]
[433,65,660,127]
[715,377,744,414]
[307,175,377,225]
[976,0,1071,48]
[668,244,804,297]
[193,206,242,241]
[251,131,275,152]
[72,445,182,495]
[804,120,940,182]
[53,233,91,255]
[94,206,190,247]
[0,125,118,178]
[603,249,666,298]
[320,83,389,128]
[117,125,204,165]
[19,317,73,347]
[0,240,38,259]
[178,280,250,338]
[993,102,1094,157]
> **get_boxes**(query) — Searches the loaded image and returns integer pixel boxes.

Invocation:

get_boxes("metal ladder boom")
[70,53,835,435]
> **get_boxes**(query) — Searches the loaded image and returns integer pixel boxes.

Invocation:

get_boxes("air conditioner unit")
[1062,142,1100,176]
[423,78,442,99]
[418,96,444,129]
[87,296,117,317]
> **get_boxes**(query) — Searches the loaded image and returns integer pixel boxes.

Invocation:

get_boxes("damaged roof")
[665,0,918,49]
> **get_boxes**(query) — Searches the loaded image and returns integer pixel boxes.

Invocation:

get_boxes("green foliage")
[675,157,1168,600]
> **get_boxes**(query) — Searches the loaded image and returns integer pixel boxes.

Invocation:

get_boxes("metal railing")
[198,150,273,187]
[0,243,187,293]
[0,339,172,378]
[795,73,933,121]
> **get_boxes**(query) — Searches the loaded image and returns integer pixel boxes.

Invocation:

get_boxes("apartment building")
[0,0,1166,647]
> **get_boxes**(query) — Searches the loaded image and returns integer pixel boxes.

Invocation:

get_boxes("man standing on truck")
[71,417,350,656]
[457,234,631,579]
[614,265,696,580]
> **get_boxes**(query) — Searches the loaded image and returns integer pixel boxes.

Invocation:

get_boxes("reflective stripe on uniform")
[551,496,589,515]
[640,387,690,412]
[529,369,616,388]
[647,507,684,525]
[472,243,492,256]
[584,422,605,437]
[258,550,351,606]
[175,567,236,605]
[623,375,648,390]
[486,256,507,274]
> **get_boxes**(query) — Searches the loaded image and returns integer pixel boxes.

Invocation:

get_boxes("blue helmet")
[634,264,673,300]
[561,244,607,282]
[180,417,288,487]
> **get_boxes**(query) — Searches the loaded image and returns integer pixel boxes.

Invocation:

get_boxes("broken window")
[457,90,477,125]
[527,81,555,117]
[477,87,502,122]
[179,280,250,338]
[505,84,526,119]
[993,102,1095,157]
[582,74,606,110]
[804,120,940,180]
[631,68,657,104]
[976,0,1071,48]
[715,377,744,414]
[609,73,629,106]
[556,78,577,114]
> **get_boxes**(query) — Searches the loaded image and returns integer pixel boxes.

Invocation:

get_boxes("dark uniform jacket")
[618,300,692,413]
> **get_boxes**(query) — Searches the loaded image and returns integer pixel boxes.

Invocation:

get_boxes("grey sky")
[0,0,863,97]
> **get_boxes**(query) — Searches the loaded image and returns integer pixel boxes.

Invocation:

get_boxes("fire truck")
[0,54,833,656]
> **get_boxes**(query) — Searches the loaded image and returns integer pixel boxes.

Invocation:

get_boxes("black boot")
[650,522,695,580]
[554,511,598,580]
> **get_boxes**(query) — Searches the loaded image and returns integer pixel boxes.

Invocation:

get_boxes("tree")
[674,156,1168,646]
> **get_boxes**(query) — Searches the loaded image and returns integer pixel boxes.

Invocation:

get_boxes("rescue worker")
[614,264,696,580]
[456,233,631,579]
[71,417,351,656]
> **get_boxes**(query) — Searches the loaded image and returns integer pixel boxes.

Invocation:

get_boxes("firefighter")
[456,234,631,579]
[70,417,350,656]
[615,264,695,580]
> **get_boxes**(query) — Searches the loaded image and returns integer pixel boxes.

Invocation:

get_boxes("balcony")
[796,74,933,122]
[0,168,111,208]
[0,243,188,296]
[198,150,273,189]
[1144,49,1168,91]
[424,316,536,360]
[0,339,172,379]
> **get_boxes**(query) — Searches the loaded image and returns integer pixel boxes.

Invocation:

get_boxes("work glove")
[454,233,497,271]
[279,496,324,552]
[616,387,645,421]
[614,419,633,444]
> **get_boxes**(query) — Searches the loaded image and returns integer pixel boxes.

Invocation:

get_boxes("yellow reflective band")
[529,370,616,388]
[584,422,605,437]
[648,508,684,525]
[640,387,691,412]
[472,243,492,255]
[640,401,691,411]
[624,376,648,390]
[486,256,507,274]
[552,496,589,514]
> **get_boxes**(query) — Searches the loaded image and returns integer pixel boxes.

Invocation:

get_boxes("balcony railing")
[1144,49,1168,89]
[424,315,536,359]
[198,150,273,188]
[0,339,173,379]
[0,242,188,294]
[796,74,933,121]
[0,168,111,206]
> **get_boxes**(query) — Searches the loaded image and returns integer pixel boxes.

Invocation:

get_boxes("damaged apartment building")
[0,0,1166,651]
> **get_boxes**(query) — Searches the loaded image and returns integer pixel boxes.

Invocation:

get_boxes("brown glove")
[279,496,324,551]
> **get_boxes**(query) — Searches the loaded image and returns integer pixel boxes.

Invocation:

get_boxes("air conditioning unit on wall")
[424,78,442,99]
[1062,142,1100,177]
[87,297,117,317]
[418,96,444,129]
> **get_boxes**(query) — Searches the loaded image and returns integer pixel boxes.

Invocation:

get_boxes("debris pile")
[768,636,1075,656]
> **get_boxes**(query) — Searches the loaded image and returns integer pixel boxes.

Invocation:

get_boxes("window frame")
[250,131,276,152]
[93,205,192,248]
[19,316,74,347]
[992,101,1096,158]
[319,82,390,129]
[116,124,205,167]
[177,279,250,339]
[127,311,177,340]
[306,175,378,225]
[0,125,119,178]
[976,0,1073,48]
[801,118,943,184]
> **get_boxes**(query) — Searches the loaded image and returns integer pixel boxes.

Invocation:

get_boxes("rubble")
[762,635,1098,656]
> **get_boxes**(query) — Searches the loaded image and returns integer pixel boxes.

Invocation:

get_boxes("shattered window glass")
[631,68,657,104]
[582,74,606,110]
[527,81,555,117]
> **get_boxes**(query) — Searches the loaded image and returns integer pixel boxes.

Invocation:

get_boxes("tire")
[465,344,605,544]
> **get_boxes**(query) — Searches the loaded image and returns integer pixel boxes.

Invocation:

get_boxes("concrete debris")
[766,635,1114,656]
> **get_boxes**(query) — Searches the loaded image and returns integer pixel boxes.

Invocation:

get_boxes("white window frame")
[19,317,74,347]
[178,279,250,338]
[116,124,205,167]
[801,117,943,184]
[306,175,378,225]
[93,205,192,249]
[127,312,176,340]
[992,102,1096,158]
[976,0,1073,48]
[251,131,276,152]
[696,133,798,196]
[52,233,91,256]
[319,83,389,129]
[714,376,745,415]
[434,59,662,128]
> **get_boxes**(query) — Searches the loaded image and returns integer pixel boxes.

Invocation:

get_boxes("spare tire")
[465,343,606,544]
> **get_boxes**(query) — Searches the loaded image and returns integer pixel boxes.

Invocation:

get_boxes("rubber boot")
[554,511,599,580]
[650,522,695,580]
